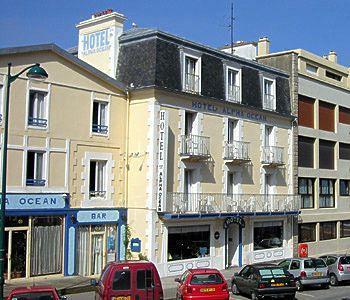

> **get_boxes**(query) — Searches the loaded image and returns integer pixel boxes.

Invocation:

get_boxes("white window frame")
[26,87,50,130]
[225,66,242,103]
[89,160,107,199]
[306,63,318,75]
[26,150,46,187]
[90,94,110,137]
[180,48,202,94]
[0,83,3,123]
[262,77,276,111]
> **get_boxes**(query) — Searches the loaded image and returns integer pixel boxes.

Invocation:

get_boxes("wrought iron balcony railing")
[263,94,275,111]
[89,190,106,198]
[262,146,284,165]
[28,117,47,127]
[92,124,108,134]
[26,178,46,186]
[184,73,200,94]
[180,134,210,158]
[227,85,240,103]
[168,192,300,214]
[224,141,250,162]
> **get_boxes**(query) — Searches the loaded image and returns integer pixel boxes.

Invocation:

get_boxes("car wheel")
[330,274,338,286]
[321,283,330,289]
[296,280,303,291]
[231,282,240,295]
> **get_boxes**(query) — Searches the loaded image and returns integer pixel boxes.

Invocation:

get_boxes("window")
[298,178,314,208]
[264,125,273,147]
[325,256,337,265]
[325,70,342,82]
[136,270,153,289]
[28,90,47,127]
[89,160,106,198]
[190,273,223,285]
[227,119,238,143]
[319,101,335,132]
[278,260,290,269]
[253,221,283,250]
[319,222,337,240]
[168,225,210,261]
[340,180,350,196]
[339,107,350,125]
[319,140,335,169]
[226,68,240,103]
[298,137,314,168]
[298,223,316,243]
[319,179,335,208]
[339,143,350,160]
[185,111,195,135]
[298,95,315,128]
[184,56,200,94]
[26,151,45,186]
[92,101,108,134]
[290,260,301,270]
[263,78,275,111]
[112,270,131,290]
[341,221,350,238]
[304,259,327,268]
[0,84,3,122]
[306,63,318,74]
[11,292,54,300]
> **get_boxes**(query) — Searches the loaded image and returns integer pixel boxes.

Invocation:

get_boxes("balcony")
[261,146,284,166]
[184,73,200,94]
[227,85,240,103]
[167,192,299,215]
[224,141,250,164]
[28,117,47,127]
[89,190,106,198]
[263,94,275,111]
[92,124,108,134]
[26,179,46,186]
[180,134,210,160]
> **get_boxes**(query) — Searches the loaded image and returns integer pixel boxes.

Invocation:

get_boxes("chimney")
[328,51,337,63]
[257,37,270,56]
[76,9,126,78]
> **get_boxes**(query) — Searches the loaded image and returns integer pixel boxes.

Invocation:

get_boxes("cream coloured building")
[0,44,128,280]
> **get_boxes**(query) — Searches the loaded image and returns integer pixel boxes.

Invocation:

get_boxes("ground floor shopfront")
[4,193,126,281]
[156,213,297,277]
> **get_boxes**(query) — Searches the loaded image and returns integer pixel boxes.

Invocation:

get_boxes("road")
[66,285,350,300]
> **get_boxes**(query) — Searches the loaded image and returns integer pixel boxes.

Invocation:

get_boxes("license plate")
[200,287,215,292]
[113,297,131,300]
[313,272,322,277]
[271,283,284,287]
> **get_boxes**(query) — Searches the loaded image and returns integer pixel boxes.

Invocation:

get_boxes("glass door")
[7,229,29,279]
[91,232,105,276]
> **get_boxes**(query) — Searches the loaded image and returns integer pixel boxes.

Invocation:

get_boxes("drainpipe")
[124,89,131,208]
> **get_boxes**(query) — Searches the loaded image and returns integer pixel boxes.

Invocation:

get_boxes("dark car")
[231,263,297,300]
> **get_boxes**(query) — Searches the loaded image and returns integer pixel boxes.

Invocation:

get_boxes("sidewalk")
[3,267,240,300]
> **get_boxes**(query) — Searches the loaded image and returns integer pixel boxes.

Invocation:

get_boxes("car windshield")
[304,259,326,269]
[11,292,54,300]
[340,256,350,264]
[258,268,288,278]
[190,273,223,285]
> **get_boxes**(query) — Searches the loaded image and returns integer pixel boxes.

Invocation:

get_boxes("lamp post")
[0,63,48,299]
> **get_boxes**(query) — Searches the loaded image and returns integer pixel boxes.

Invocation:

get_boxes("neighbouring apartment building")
[256,41,350,256]
[0,43,128,280]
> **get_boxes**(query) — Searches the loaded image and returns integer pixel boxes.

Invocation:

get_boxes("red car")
[7,286,64,300]
[175,268,229,300]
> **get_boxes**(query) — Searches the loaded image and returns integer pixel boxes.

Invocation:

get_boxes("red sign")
[93,9,113,18]
[298,243,308,258]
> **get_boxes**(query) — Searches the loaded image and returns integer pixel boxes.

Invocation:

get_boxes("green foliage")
[138,253,148,261]
[124,224,133,260]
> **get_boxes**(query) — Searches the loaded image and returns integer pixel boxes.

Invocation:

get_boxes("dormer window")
[226,67,241,103]
[181,49,201,94]
[263,78,276,111]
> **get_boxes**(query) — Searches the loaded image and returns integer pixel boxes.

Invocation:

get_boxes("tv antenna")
[228,1,235,54]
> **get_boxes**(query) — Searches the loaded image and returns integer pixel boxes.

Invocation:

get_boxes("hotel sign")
[157,110,169,212]
[81,28,112,55]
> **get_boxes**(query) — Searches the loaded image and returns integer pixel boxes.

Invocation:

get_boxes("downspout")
[124,89,131,208]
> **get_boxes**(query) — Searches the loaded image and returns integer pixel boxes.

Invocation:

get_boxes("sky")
[1,0,349,66]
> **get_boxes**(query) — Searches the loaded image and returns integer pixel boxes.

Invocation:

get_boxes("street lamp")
[0,63,48,299]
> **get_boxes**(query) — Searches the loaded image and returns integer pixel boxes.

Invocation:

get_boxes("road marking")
[299,292,316,298]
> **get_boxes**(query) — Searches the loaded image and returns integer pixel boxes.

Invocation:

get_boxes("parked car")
[319,254,350,286]
[278,258,329,291]
[7,286,65,300]
[175,268,229,300]
[231,263,296,300]
[92,261,164,300]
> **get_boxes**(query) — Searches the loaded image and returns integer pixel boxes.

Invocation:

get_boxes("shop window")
[253,221,283,250]
[319,101,335,132]
[339,143,350,160]
[89,160,107,198]
[168,225,210,261]
[298,178,314,209]
[112,270,131,290]
[319,140,335,169]
[26,151,45,186]
[339,106,350,125]
[298,137,314,168]
[92,101,108,134]
[28,90,48,127]
[263,78,276,111]
[226,67,241,103]
[5,216,29,227]
[137,270,153,289]
[298,95,315,128]
[340,180,350,196]
[319,179,335,208]
[340,220,350,238]
[298,223,316,243]
[319,222,337,240]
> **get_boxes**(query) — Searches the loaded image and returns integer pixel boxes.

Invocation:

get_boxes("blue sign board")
[130,238,141,253]
[76,210,119,223]
[4,194,66,210]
